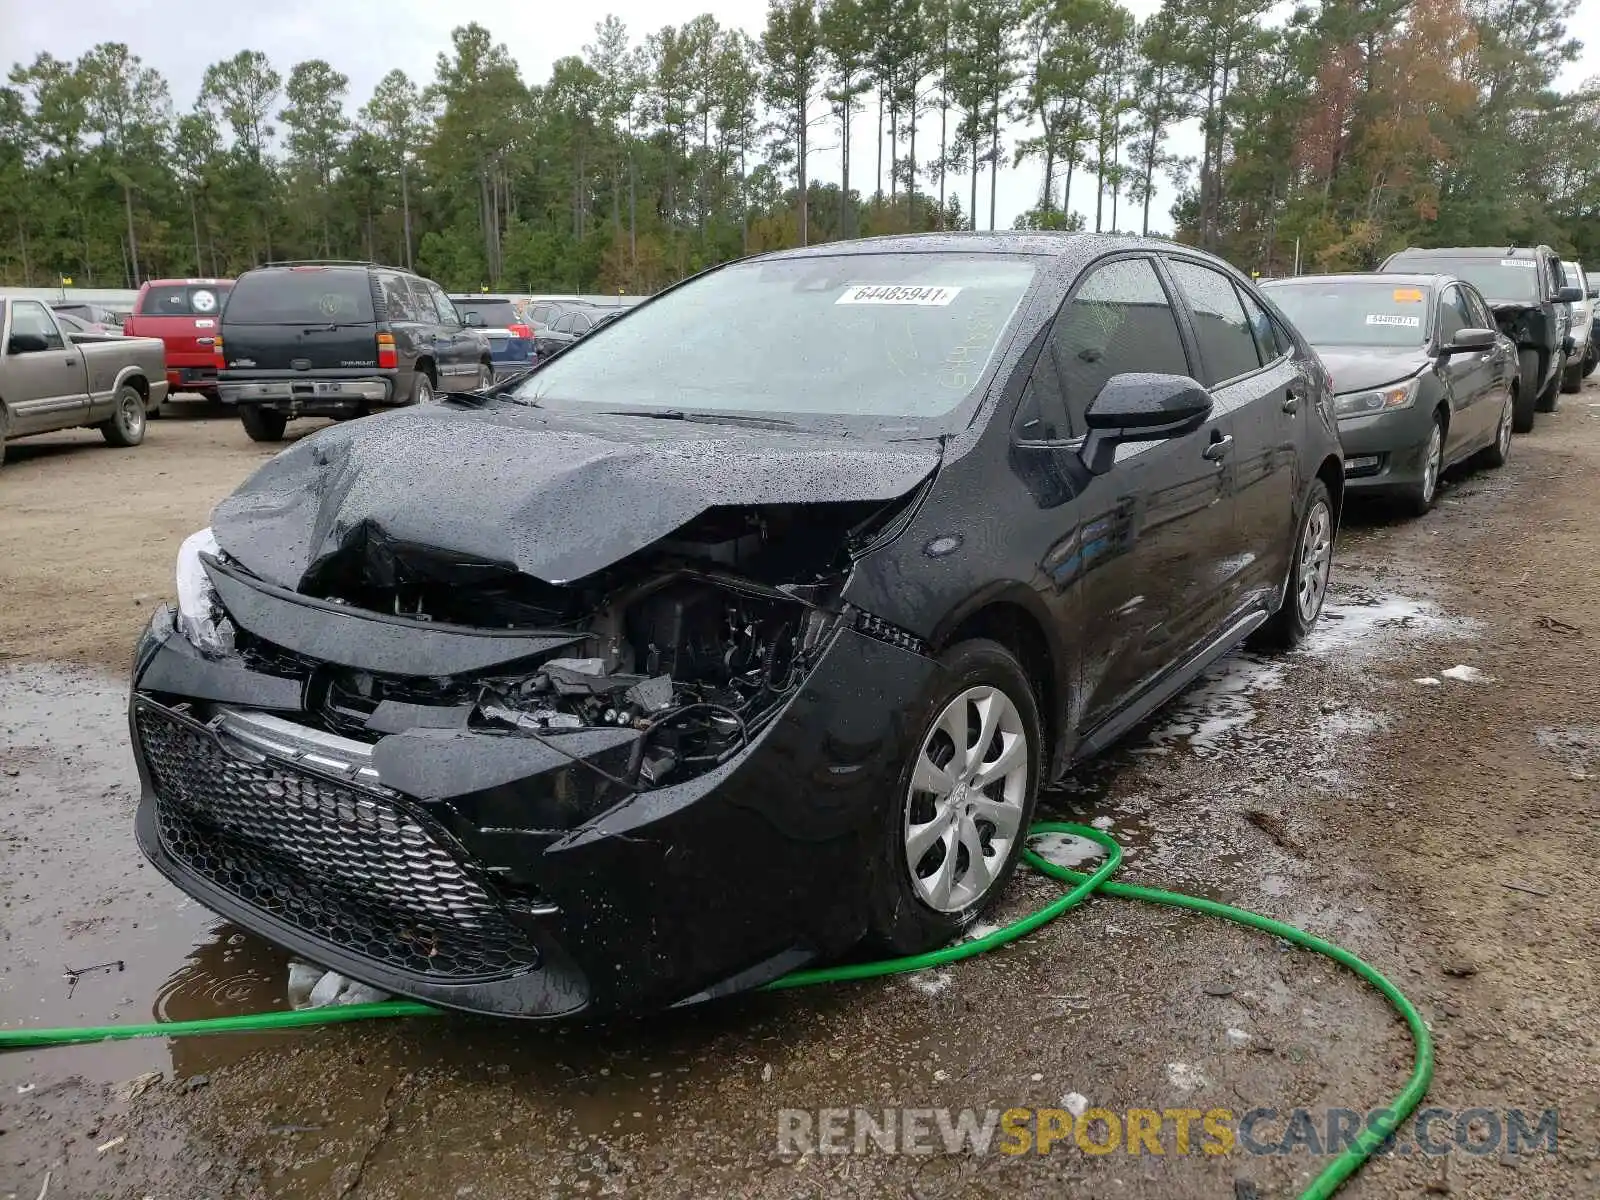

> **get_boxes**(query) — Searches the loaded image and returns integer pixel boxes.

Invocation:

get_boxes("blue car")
[450,295,534,377]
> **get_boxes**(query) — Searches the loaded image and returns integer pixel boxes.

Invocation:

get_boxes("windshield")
[1389,257,1537,304]
[139,284,230,317]
[455,299,519,327]
[511,253,1037,430]
[224,269,374,324]
[1264,280,1432,347]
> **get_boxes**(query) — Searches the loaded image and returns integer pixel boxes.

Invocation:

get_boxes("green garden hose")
[0,822,1431,1200]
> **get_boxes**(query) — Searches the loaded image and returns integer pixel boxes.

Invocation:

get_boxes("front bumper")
[129,605,938,1017]
[1335,401,1435,494]
[219,376,395,416]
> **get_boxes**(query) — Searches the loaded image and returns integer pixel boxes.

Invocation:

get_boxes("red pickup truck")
[123,278,233,405]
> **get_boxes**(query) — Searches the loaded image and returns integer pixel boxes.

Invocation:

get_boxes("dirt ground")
[2,388,1598,1199]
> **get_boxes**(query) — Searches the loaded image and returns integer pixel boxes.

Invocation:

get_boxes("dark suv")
[1380,245,1581,429]
[217,261,495,442]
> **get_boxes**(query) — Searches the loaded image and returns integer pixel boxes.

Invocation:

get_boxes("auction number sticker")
[1500,259,1536,268]
[837,284,962,306]
[1392,288,1424,302]
[1366,313,1420,327]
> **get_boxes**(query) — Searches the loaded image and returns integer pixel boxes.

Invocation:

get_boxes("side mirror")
[1442,327,1496,354]
[462,311,485,327]
[1080,372,1214,476]
[6,332,49,355]
[1556,285,1583,304]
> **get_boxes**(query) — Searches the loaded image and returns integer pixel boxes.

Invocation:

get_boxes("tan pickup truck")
[0,296,168,467]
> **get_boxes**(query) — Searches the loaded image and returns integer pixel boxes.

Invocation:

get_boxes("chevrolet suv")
[217,261,494,442]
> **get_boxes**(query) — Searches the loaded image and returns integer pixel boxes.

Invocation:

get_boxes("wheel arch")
[929,591,1064,778]
[414,357,437,385]
[1315,453,1344,528]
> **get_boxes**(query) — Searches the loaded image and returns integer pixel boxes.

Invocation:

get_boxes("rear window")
[224,269,374,324]
[1388,256,1537,304]
[455,299,519,327]
[513,253,1037,431]
[1264,280,1433,347]
[139,284,231,317]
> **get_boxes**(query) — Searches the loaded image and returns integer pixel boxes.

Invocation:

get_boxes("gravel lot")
[2,387,1597,1199]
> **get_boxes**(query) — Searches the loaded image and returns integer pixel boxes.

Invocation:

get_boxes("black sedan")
[1263,273,1517,516]
[128,234,1342,1017]
[530,306,604,360]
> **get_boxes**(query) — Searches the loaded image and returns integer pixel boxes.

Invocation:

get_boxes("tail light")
[508,323,532,339]
[122,319,133,336]
[212,335,225,371]
[376,332,398,369]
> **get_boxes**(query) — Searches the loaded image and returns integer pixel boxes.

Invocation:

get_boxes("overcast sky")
[2,0,1596,235]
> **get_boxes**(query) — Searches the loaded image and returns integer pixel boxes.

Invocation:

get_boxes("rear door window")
[225,269,375,324]
[139,284,230,316]
[1166,259,1263,385]
[377,272,425,324]
[1052,257,1190,433]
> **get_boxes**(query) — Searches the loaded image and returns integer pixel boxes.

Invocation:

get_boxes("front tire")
[1401,412,1446,517]
[867,638,1042,955]
[1514,350,1539,431]
[1561,354,1583,394]
[239,406,287,443]
[1536,353,1563,412]
[1583,343,1598,379]
[98,384,148,447]
[1254,480,1334,652]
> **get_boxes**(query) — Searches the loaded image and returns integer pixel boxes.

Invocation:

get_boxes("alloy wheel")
[119,390,146,441]
[478,364,494,390]
[1295,499,1333,625]
[904,685,1029,913]
[1498,391,1513,457]
[1421,421,1443,506]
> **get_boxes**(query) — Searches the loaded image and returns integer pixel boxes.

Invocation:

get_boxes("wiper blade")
[596,409,797,428]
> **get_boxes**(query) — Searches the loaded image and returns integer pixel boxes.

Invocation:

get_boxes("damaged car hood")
[212,403,943,588]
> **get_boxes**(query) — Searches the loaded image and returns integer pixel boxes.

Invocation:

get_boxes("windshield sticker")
[837,284,962,306]
[1366,313,1420,327]
[1392,288,1424,302]
[1500,259,1536,269]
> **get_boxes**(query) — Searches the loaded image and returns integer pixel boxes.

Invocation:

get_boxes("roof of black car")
[1390,246,1546,259]
[450,294,516,302]
[755,231,1182,261]
[1264,272,1447,288]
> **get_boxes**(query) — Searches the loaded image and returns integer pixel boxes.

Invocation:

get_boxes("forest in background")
[1,0,1595,296]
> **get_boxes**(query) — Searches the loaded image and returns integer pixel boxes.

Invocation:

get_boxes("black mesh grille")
[135,702,538,980]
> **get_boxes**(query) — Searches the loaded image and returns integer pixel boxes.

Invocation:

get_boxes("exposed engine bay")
[228,499,920,794]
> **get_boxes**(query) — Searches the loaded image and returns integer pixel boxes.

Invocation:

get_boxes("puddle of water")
[0,663,293,1085]
[1146,654,1286,756]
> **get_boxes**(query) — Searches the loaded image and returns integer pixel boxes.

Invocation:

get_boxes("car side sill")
[1072,608,1270,762]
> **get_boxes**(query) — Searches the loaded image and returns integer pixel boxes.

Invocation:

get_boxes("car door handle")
[1203,435,1233,461]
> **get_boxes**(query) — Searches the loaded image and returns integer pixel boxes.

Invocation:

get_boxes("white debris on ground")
[1062,1092,1090,1118]
[905,970,954,997]
[1165,1062,1208,1092]
[1415,676,1442,686]
[1441,664,1494,683]
[1302,591,1462,659]
[960,920,1002,942]
[287,961,391,1010]
[1028,832,1104,869]
[1225,1028,1252,1047]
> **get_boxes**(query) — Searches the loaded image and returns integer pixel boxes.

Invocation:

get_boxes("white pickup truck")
[0,297,168,467]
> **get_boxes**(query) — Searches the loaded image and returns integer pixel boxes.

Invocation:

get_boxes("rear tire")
[409,372,435,406]
[476,362,495,391]
[1475,386,1514,469]
[0,402,9,468]
[867,638,1042,955]
[239,406,287,443]
[1254,480,1334,652]
[1583,344,1598,379]
[98,384,148,447]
